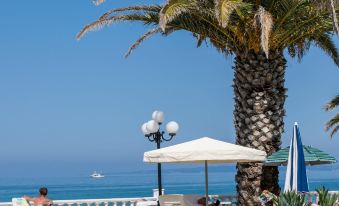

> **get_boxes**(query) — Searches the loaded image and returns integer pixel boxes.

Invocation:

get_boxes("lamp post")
[141,110,179,197]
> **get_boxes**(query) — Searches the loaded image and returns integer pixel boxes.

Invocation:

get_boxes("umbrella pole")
[205,160,208,206]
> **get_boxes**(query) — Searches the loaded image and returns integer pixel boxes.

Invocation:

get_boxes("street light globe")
[141,123,150,135]
[166,121,179,135]
[153,111,164,123]
[146,120,159,133]
[152,110,158,120]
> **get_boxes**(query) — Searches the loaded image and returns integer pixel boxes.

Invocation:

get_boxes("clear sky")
[0,0,338,178]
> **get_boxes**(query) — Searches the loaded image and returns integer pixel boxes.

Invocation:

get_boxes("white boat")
[90,171,105,178]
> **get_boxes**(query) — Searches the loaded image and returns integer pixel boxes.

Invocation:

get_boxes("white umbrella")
[144,137,267,206]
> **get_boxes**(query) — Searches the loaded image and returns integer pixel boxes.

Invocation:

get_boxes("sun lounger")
[136,199,158,206]
[159,195,185,206]
[159,195,211,206]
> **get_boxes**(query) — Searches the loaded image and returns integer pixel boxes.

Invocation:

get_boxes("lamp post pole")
[155,132,162,196]
[141,111,179,197]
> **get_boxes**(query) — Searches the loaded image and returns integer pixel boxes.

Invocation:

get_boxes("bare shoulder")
[23,196,36,202]
[45,198,53,204]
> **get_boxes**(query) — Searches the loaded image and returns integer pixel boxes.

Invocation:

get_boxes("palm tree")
[78,0,339,205]
[325,94,339,138]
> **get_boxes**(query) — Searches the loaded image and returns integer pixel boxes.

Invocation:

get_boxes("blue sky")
[0,0,338,177]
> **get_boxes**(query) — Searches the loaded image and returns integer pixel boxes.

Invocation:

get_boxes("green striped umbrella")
[266,145,337,166]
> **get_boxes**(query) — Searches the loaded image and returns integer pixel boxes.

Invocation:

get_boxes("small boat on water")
[90,171,105,178]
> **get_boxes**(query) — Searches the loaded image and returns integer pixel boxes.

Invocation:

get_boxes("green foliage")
[273,191,306,206]
[272,187,339,206]
[316,186,339,206]
[325,94,339,138]
[79,0,339,65]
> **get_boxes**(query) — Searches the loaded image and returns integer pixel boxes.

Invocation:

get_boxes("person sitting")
[23,187,53,206]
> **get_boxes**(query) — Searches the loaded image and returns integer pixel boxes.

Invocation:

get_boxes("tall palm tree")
[325,94,339,138]
[78,0,339,205]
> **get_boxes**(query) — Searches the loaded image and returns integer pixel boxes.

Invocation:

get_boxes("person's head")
[39,187,48,197]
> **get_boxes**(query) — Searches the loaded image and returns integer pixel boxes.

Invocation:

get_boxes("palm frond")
[193,33,207,47]
[274,0,309,31]
[98,5,161,20]
[125,27,163,57]
[330,125,339,138]
[287,41,311,62]
[325,94,339,111]
[168,17,237,52]
[215,0,245,28]
[325,113,339,137]
[159,0,192,31]
[310,0,339,34]
[274,9,335,49]
[77,13,159,40]
[312,33,339,66]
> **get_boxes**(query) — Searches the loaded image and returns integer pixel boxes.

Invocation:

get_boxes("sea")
[0,165,338,202]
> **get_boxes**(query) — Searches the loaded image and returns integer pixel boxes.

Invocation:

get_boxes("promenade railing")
[0,197,157,206]
[0,191,338,206]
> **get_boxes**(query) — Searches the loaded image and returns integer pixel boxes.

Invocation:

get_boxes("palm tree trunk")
[233,50,286,206]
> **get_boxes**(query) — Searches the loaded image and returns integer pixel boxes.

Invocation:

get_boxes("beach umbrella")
[265,146,337,166]
[143,137,267,206]
[284,122,309,192]
[265,122,337,193]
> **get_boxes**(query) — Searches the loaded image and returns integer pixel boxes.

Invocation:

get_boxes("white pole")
[205,160,209,206]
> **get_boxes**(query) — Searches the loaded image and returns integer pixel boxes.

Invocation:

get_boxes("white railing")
[0,197,158,206]
[0,191,338,206]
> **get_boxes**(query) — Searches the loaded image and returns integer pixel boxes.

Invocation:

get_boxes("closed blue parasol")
[284,122,309,192]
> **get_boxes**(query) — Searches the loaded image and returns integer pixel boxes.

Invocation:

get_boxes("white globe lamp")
[153,111,164,123]
[152,110,159,120]
[146,120,159,133]
[141,122,150,136]
[166,121,179,136]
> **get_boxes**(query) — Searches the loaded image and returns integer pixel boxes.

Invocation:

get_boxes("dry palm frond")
[77,14,157,40]
[159,0,192,31]
[77,20,108,40]
[330,0,339,34]
[93,0,105,6]
[125,27,163,57]
[99,5,161,20]
[77,16,121,40]
[215,0,244,28]
[255,6,273,57]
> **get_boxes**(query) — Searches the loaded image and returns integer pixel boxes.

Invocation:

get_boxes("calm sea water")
[0,166,338,202]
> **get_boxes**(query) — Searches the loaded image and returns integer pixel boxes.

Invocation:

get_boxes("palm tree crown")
[78,0,339,64]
